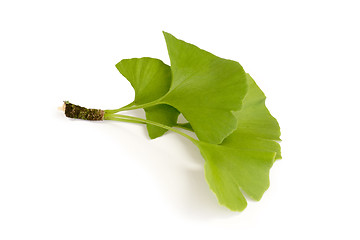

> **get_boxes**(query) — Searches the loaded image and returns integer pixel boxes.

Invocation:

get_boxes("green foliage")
[144,104,179,139]
[223,74,281,159]
[199,142,275,211]
[116,57,171,104]
[196,74,281,211]
[105,32,281,211]
[161,32,248,144]
[115,57,180,139]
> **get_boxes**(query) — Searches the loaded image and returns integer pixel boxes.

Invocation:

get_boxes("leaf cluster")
[106,32,281,211]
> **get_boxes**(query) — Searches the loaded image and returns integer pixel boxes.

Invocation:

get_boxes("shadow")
[180,168,239,219]
[170,136,239,219]
[103,111,240,219]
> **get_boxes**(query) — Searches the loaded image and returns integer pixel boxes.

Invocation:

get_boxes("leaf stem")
[108,117,145,125]
[104,113,197,143]
[104,99,163,114]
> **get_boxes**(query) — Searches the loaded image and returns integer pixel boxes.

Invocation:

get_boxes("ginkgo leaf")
[198,142,276,211]
[223,74,281,159]
[116,57,171,104]
[144,104,180,139]
[115,57,180,139]
[161,32,248,144]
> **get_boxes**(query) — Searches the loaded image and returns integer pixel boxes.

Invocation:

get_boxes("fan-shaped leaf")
[116,57,179,139]
[161,32,248,144]
[223,74,281,159]
[198,142,275,211]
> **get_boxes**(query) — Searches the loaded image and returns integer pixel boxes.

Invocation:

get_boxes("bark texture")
[64,101,104,121]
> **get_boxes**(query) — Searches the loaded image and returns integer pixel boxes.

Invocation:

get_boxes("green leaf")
[144,104,180,139]
[116,57,171,104]
[223,74,281,159]
[116,57,180,139]
[196,74,281,211]
[198,142,276,211]
[161,32,248,144]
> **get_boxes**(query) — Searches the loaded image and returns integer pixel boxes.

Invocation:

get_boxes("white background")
[1,0,359,239]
